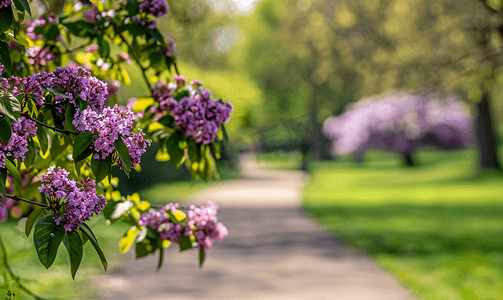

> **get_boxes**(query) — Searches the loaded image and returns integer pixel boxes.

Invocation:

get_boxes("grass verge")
[302,149,503,300]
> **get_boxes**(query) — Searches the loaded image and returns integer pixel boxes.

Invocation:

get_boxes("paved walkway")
[98,153,417,300]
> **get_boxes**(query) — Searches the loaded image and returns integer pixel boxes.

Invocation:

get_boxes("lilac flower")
[86,44,99,53]
[151,75,233,144]
[34,66,107,111]
[25,14,61,41]
[105,80,121,99]
[138,203,184,242]
[83,9,99,23]
[162,38,177,57]
[187,202,228,249]
[0,0,12,8]
[0,116,38,168]
[38,166,106,231]
[73,105,151,168]
[27,46,56,66]
[139,0,169,18]
[118,52,132,64]
[0,75,44,105]
[0,63,4,75]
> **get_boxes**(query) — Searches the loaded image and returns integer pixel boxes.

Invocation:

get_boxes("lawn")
[0,217,129,300]
[302,149,503,300]
[256,150,302,170]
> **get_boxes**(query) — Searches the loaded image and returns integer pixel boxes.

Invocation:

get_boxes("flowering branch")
[117,33,155,99]
[6,194,50,208]
[22,114,78,136]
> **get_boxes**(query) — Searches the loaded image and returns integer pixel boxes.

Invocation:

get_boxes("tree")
[0,0,232,295]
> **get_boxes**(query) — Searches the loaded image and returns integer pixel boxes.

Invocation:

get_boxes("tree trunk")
[403,153,415,167]
[475,93,501,170]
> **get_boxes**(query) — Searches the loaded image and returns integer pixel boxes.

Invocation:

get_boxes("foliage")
[323,91,474,163]
[303,149,503,300]
[0,0,232,286]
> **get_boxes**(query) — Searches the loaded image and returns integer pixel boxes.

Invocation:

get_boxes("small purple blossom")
[38,166,106,231]
[86,44,99,53]
[162,38,177,57]
[83,9,99,23]
[139,0,169,18]
[1,0,12,8]
[25,14,61,41]
[0,63,4,76]
[27,46,56,66]
[187,202,228,249]
[0,116,38,168]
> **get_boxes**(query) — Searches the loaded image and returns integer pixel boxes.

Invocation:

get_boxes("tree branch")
[6,194,50,208]
[118,33,156,99]
[22,113,77,136]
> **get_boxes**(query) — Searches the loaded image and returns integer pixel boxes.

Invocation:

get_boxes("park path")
[97,153,417,300]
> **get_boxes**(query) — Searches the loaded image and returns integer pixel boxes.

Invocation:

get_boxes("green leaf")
[199,247,206,268]
[148,28,165,45]
[63,230,83,280]
[73,131,94,163]
[0,7,13,33]
[174,90,190,101]
[33,215,66,269]
[0,168,7,205]
[0,115,12,144]
[120,226,137,253]
[210,141,221,159]
[135,238,158,259]
[4,31,28,47]
[24,138,35,168]
[36,124,48,155]
[0,41,11,76]
[166,132,185,168]
[25,207,45,237]
[14,0,31,16]
[178,235,193,252]
[125,0,139,15]
[79,223,107,271]
[157,115,176,128]
[91,155,112,183]
[187,139,201,164]
[97,38,110,59]
[157,245,164,270]
[77,229,88,245]
[113,138,131,178]
[64,104,77,132]
[5,159,21,188]
[221,125,229,143]
[0,91,21,121]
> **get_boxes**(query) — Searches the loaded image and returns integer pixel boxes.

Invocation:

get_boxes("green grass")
[256,150,302,170]
[0,217,129,300]
[302,149,503,300]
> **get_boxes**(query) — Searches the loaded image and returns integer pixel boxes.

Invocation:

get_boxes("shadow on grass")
[303,203,503,258]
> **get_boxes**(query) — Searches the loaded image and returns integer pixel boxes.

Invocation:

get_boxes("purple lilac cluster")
[152,77,233,144]
[25,13,61,41]
[0,75,44,105]
[131,16,157,30]
[323,91,474,160]
[0,116,38,168]
[34,66,108,111]
[138,203,184,242]
[138,202,228,249]
[38,166,107,231]
[187,202,228,250]
[26,46,56,66]
[0,0,12,8]
[73,105,151,168]
[139,0,169,18]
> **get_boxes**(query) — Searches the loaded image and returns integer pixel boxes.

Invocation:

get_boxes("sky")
[230,0,258,11]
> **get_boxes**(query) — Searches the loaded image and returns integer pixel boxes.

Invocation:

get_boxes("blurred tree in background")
[232,0,503,170]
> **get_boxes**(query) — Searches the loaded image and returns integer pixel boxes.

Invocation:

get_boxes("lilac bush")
[323,91,474,164]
